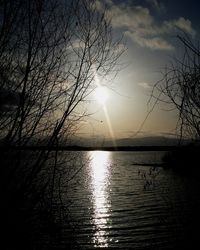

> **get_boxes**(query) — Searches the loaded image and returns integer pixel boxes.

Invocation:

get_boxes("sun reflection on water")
[89,151,112,248]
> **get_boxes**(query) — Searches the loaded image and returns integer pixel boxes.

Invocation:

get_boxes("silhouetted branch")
[0,0,124,248]
[151,34,200,140]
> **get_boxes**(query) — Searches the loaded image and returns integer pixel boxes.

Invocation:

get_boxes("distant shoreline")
[0,145,197,152]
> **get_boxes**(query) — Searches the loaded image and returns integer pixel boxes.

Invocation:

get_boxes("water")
[65,151,200,249]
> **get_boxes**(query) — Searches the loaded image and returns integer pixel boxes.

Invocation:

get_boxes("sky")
[77,0,200,142]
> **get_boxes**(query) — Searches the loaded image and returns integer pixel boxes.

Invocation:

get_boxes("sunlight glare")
[94,86,108,105]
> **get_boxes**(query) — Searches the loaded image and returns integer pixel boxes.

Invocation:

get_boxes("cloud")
[126,31,174,50]
[138,82,151,89]
[164,17,196,37]
[107,2,196,51]
[0,88,20,112]
[110,4,153,29]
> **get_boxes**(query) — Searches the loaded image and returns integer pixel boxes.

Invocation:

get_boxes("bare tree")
[151,35,200,140]
[0,0,123,248]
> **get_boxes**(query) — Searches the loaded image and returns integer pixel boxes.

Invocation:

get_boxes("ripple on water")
[66,151,200,249]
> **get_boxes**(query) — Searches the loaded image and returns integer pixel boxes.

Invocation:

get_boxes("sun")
[94,86,108,105]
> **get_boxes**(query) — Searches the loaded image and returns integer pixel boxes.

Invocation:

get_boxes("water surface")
[66,151,200,249]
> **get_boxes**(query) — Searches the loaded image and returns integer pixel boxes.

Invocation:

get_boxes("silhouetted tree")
[151,35,200,140]
[0,0,123,248]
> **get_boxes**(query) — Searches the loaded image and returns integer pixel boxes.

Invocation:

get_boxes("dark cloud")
[0,89,20,112]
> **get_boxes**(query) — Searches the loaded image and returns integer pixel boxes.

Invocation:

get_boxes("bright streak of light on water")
[89,151,112,248]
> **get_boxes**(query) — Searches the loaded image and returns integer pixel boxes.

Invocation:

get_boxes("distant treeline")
[1,145,199,152]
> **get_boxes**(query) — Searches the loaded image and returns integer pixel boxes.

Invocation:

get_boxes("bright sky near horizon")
[77,0,200,141]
